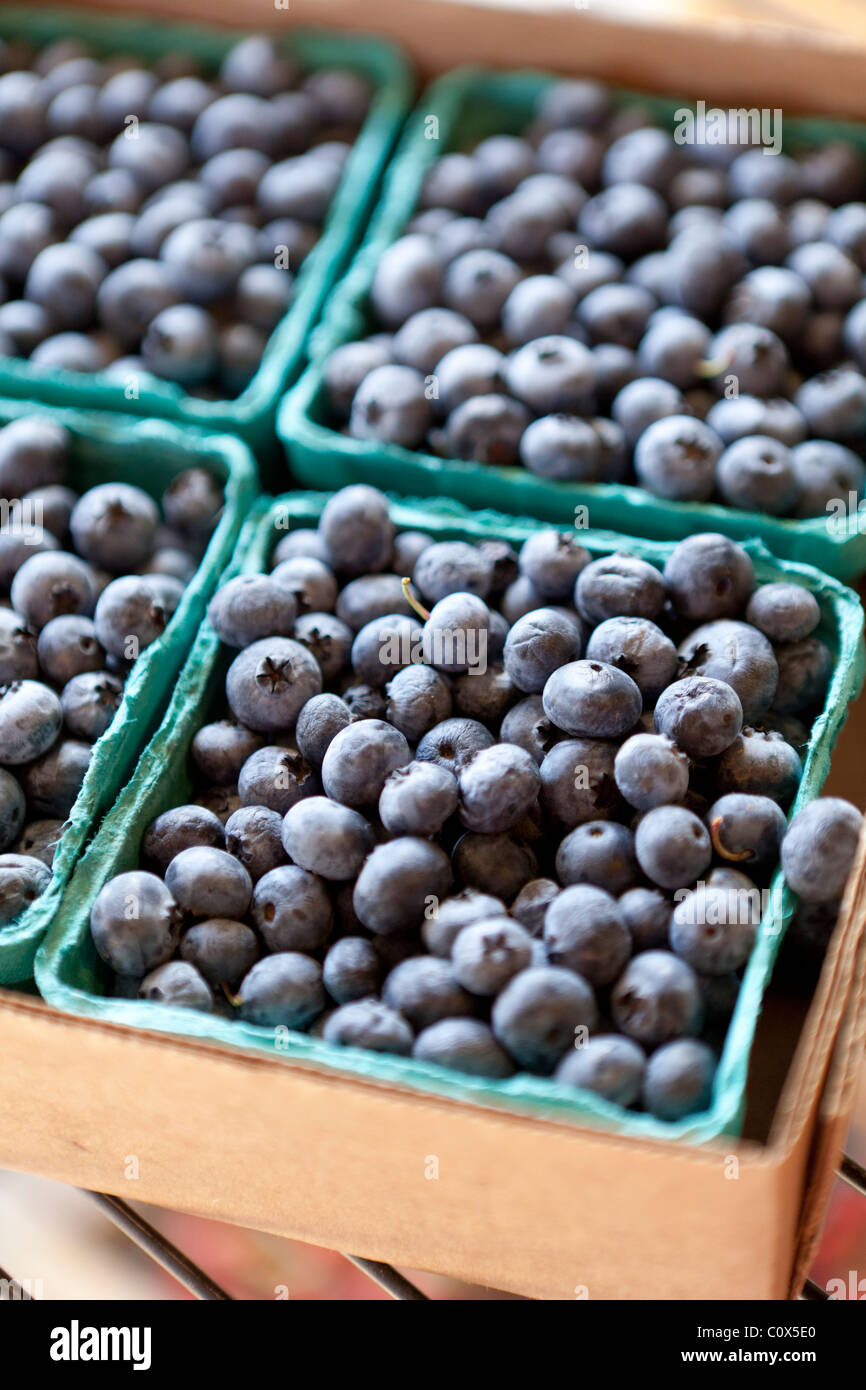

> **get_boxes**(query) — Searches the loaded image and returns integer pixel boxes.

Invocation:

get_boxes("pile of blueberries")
[88,483,862,1121]
[325,78,866,519]
[0,414,223,923]
[0,33,372,395]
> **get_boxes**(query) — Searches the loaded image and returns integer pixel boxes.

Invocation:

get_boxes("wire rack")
[2,1151,864,1300]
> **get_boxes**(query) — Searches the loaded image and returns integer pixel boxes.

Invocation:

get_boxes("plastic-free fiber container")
[35,492,865,1145]
[0,401,257,983]
[0,7,412,455]
[281,66,866,578]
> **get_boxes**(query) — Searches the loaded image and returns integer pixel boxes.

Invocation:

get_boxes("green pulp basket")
[35,493,865,1146]
[0,7,412,456]
[280,65,866,580]
[0,401,258,984]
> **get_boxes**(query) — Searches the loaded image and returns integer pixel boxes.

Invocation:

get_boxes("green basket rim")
[280,63,866,578]
[0,399,258,983]
[0,6,413,444]
[35,492,866,1146]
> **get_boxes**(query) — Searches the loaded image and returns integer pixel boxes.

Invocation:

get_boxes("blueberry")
[501,575,546,625]
[392,307,477,374]
[574,554,666,626]
[376,668,445,746]
[705,394,806,448]
[537,125,604,183]
[669,883,758,975]
[141,303,218,385]
[663,534,754,624]
[555,820,638,893]
[179,918,259,990]
[335,574,413,632]
[454,743,540,835]
[70,211,135,269]
[0,299,52,355]
[537,78,611,131]
[324,340,392,418]
[786,240,861,310]
[322,998,412,1054]
[613,733,689,812]
[29,333,111,373]
[508,877,558,938]
[555,1035,645,1106]
[95,259,182,348]
[611,949,703,1047]
[350,612,420,686]
[371,234,443,327]
[251,863,332,953]
[634,805,711,890]
[148,75,214,133]
[220,36,297,98]
[322,936,380,1004]
[789,439,865,517]
[517,413,601,481]
[473,134,535,199]
[677,620,778,724]
[796,366,866,440]
[542,884,630,985]
[70,483,159,573]
[412,541,491,604]
[642,1038,715,1120]
[716,727,801,806]
[0,71,47,158]
[354,836,452,936]
[319,485,394,579]
[340,684,386,721]
[383,954,474,1027]
[443,394,529,466]
[280,796,371,882]
[13,818,64,868]
[448,916,530,996]
[60,672,122,742]
[143,803,224,873]
[716,435,799,514]
[485,185,574,262]
[33,614,101,686]
[611,376,685,447]
[137,960,213,1012]
[237,745,314,816]
[518,533,589,604]
[501,275,576,347]
[636,312,711,390]
[321,719,409,809]
[191,720,264,785]
[98,69,160,134]
[23,241,106,330]
[238,952,325,1030]
[270,556,337,615]
[421,888,506,957]
[772,637,832,716]
[0,608,38,683]
[543,659,642,738]
[416,717,494,774]
[379,761,458,837]
[428,343,505,417]
[578,282,656,350]
[505,336,597,416]
[501,695,562,766]
[165,844,252,920]
[584,616,677,706]
[781,797,862,902]
[0,201,56,282]
[224,804,285,883]
[633,415,722,502]
[90,870,180,975]
[578,183,668,258]
[0,679,62,764]
[225,636,322,732]
[160,218,256,304]
[10,552,93,631]
[0,766,25,851]
[349,364,432,449]
[729,150,802,205]
[272,529,329,567]
[452,830,538,901]
[618,886,670,952]
[442,248,521,329]
[725,266,809,342]
[93,576,169,658]
[412,1018,513,1078]
[539,737,618,827]
[492,965,598,1073]
[201,148,270,211]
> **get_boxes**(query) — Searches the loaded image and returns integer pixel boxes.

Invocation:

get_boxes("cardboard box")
[0,0,864,1299]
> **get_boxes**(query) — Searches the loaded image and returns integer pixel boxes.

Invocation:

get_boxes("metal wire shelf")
[3,1151,863,1301]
